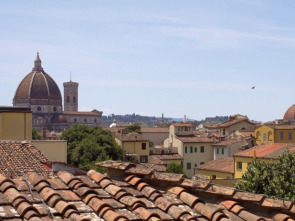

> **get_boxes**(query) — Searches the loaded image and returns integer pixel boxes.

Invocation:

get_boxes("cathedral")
[13,52,102,132]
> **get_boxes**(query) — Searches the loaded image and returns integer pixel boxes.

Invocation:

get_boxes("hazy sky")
[1,1,295,122]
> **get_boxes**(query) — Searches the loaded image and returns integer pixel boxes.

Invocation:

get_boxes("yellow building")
[255,125,295,145]
[0,106,32,140]
[33,140,67,163]
[196,157,234,179]
[114,132,149,163]
[163,123,216,177]
[233,143,295,178]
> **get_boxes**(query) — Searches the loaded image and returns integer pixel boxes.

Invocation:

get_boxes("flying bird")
[251,86,255,90]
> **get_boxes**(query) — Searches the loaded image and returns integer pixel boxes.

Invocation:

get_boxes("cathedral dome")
[283,104,295,121]
[13,53,62,106]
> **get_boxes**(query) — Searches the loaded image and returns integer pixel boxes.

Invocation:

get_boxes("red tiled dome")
[283,105,295,121]
[13,53,62,106]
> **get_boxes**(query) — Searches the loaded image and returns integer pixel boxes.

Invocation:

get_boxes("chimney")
[42,128,47,140]
[184,115,187,123]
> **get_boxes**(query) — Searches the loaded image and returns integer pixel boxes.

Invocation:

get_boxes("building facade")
[13,53,102,132]
[0,106,32,140]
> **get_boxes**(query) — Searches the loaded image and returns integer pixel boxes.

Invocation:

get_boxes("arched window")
[73,96,76,103]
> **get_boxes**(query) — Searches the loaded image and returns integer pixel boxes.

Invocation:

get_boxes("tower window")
[73,96,76,103]
[67,96,70,103]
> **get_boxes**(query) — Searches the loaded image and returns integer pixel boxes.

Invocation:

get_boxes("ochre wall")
[274,129,295,143]
[255,125,274,145]
[196,169,234,179]
[234,156,273,178]
[33,140,67,163]
[115,138,149,163]
[0,112,32,140]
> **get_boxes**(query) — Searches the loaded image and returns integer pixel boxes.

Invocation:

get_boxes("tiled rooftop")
[267,124,295,130]
[176,135,217,143]
[140,127,169,133]
[0,140,48,177]
[149,154,183,165]
[0,166,294,220]
[197,157,234,174]
[114,132,149,142]
[212,138,244,146]
[234,143,295,158]
[172,122,195,127]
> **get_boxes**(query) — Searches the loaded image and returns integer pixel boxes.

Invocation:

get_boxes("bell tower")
[63,79,79,112]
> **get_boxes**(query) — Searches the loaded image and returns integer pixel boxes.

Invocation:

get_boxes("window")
[73,96,76,103]
[280,132,284,140]
[142,143,146,150]
[195,147,197,152]
[94,118,97,123]
[37,107,41,111]
[84,119,87,123]
[212,175,216,180]
[200,162,204,165]
[190,146,193,153]
[195,163,197,167]
[53,107,57,112]
[222,129,225,135]
[222,148,224,154]
[185,146,187,153]
[263,133,266,141]
[67,96,70,103]
[140,155,148,163]
[74,118,77,123]
[289,132,293,140]
[187,162,191,170]
[237,162,242,171]
[216,148,219,154]
[200,146,204,153]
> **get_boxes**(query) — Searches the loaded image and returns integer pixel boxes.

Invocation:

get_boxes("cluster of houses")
[1,106,295,220]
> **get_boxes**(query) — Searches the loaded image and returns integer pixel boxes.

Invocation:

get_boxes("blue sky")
[1,1,295,122]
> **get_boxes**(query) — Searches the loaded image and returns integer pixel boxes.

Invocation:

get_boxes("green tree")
[235,151,295,201]
[125,124,141,133]
[32,127,41,140]
[165,162,184,174]
[61,124,122,168]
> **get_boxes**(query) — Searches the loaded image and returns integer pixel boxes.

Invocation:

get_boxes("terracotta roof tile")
[180,179,210,189]
[233,191,265,202]
[176,134,217,143]
[197,157,234,174]
[234,143,295,158]
[172,122,195,127]
[0,161,293,220]
[114,132,149,142]
[0,141,48,177]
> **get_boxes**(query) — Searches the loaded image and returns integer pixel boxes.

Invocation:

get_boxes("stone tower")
[63,80,79,112]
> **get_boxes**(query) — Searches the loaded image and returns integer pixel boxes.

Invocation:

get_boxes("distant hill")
[102,114,228,127]
[102,114,171,127]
